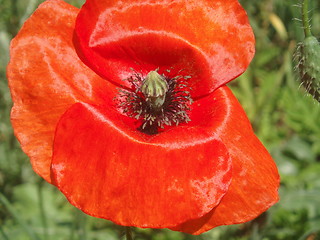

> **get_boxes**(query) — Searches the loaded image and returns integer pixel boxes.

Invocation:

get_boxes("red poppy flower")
[7,0,279,235]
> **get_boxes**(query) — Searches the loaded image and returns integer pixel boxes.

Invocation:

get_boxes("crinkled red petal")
[7,0,117,183]
[51,98,233,227]
[75,0,255,97]
[171,86,280,234]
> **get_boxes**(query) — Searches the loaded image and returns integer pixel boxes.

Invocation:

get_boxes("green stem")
[125,227,133,240]
[302,0,312,37]
[38,180,49,240]
[69,210,76,240]
[77,210,87,240]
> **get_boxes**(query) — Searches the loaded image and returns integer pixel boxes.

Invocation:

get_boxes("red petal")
[75,0,255,97]
[171,86,280,234]
[51,102,232,227]
[7,0,117,183]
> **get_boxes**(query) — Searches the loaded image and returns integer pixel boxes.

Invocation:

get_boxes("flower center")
[117,70,193,135]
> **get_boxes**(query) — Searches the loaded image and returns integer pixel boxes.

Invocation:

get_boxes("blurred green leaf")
[1,0,320,239]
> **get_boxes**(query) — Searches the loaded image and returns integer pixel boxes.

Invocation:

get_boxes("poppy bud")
[295,36,320,102]
[141,71,169,110]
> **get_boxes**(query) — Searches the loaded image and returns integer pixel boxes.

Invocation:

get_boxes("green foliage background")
[0,0,320,239]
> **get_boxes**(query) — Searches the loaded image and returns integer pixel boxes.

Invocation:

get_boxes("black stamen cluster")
[117,71,193,135]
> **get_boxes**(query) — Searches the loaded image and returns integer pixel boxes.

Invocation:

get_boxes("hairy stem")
[125,227,134,240]
[302,0,312,37]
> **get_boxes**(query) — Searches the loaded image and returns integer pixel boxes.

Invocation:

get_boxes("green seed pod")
[295,36,320,102]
